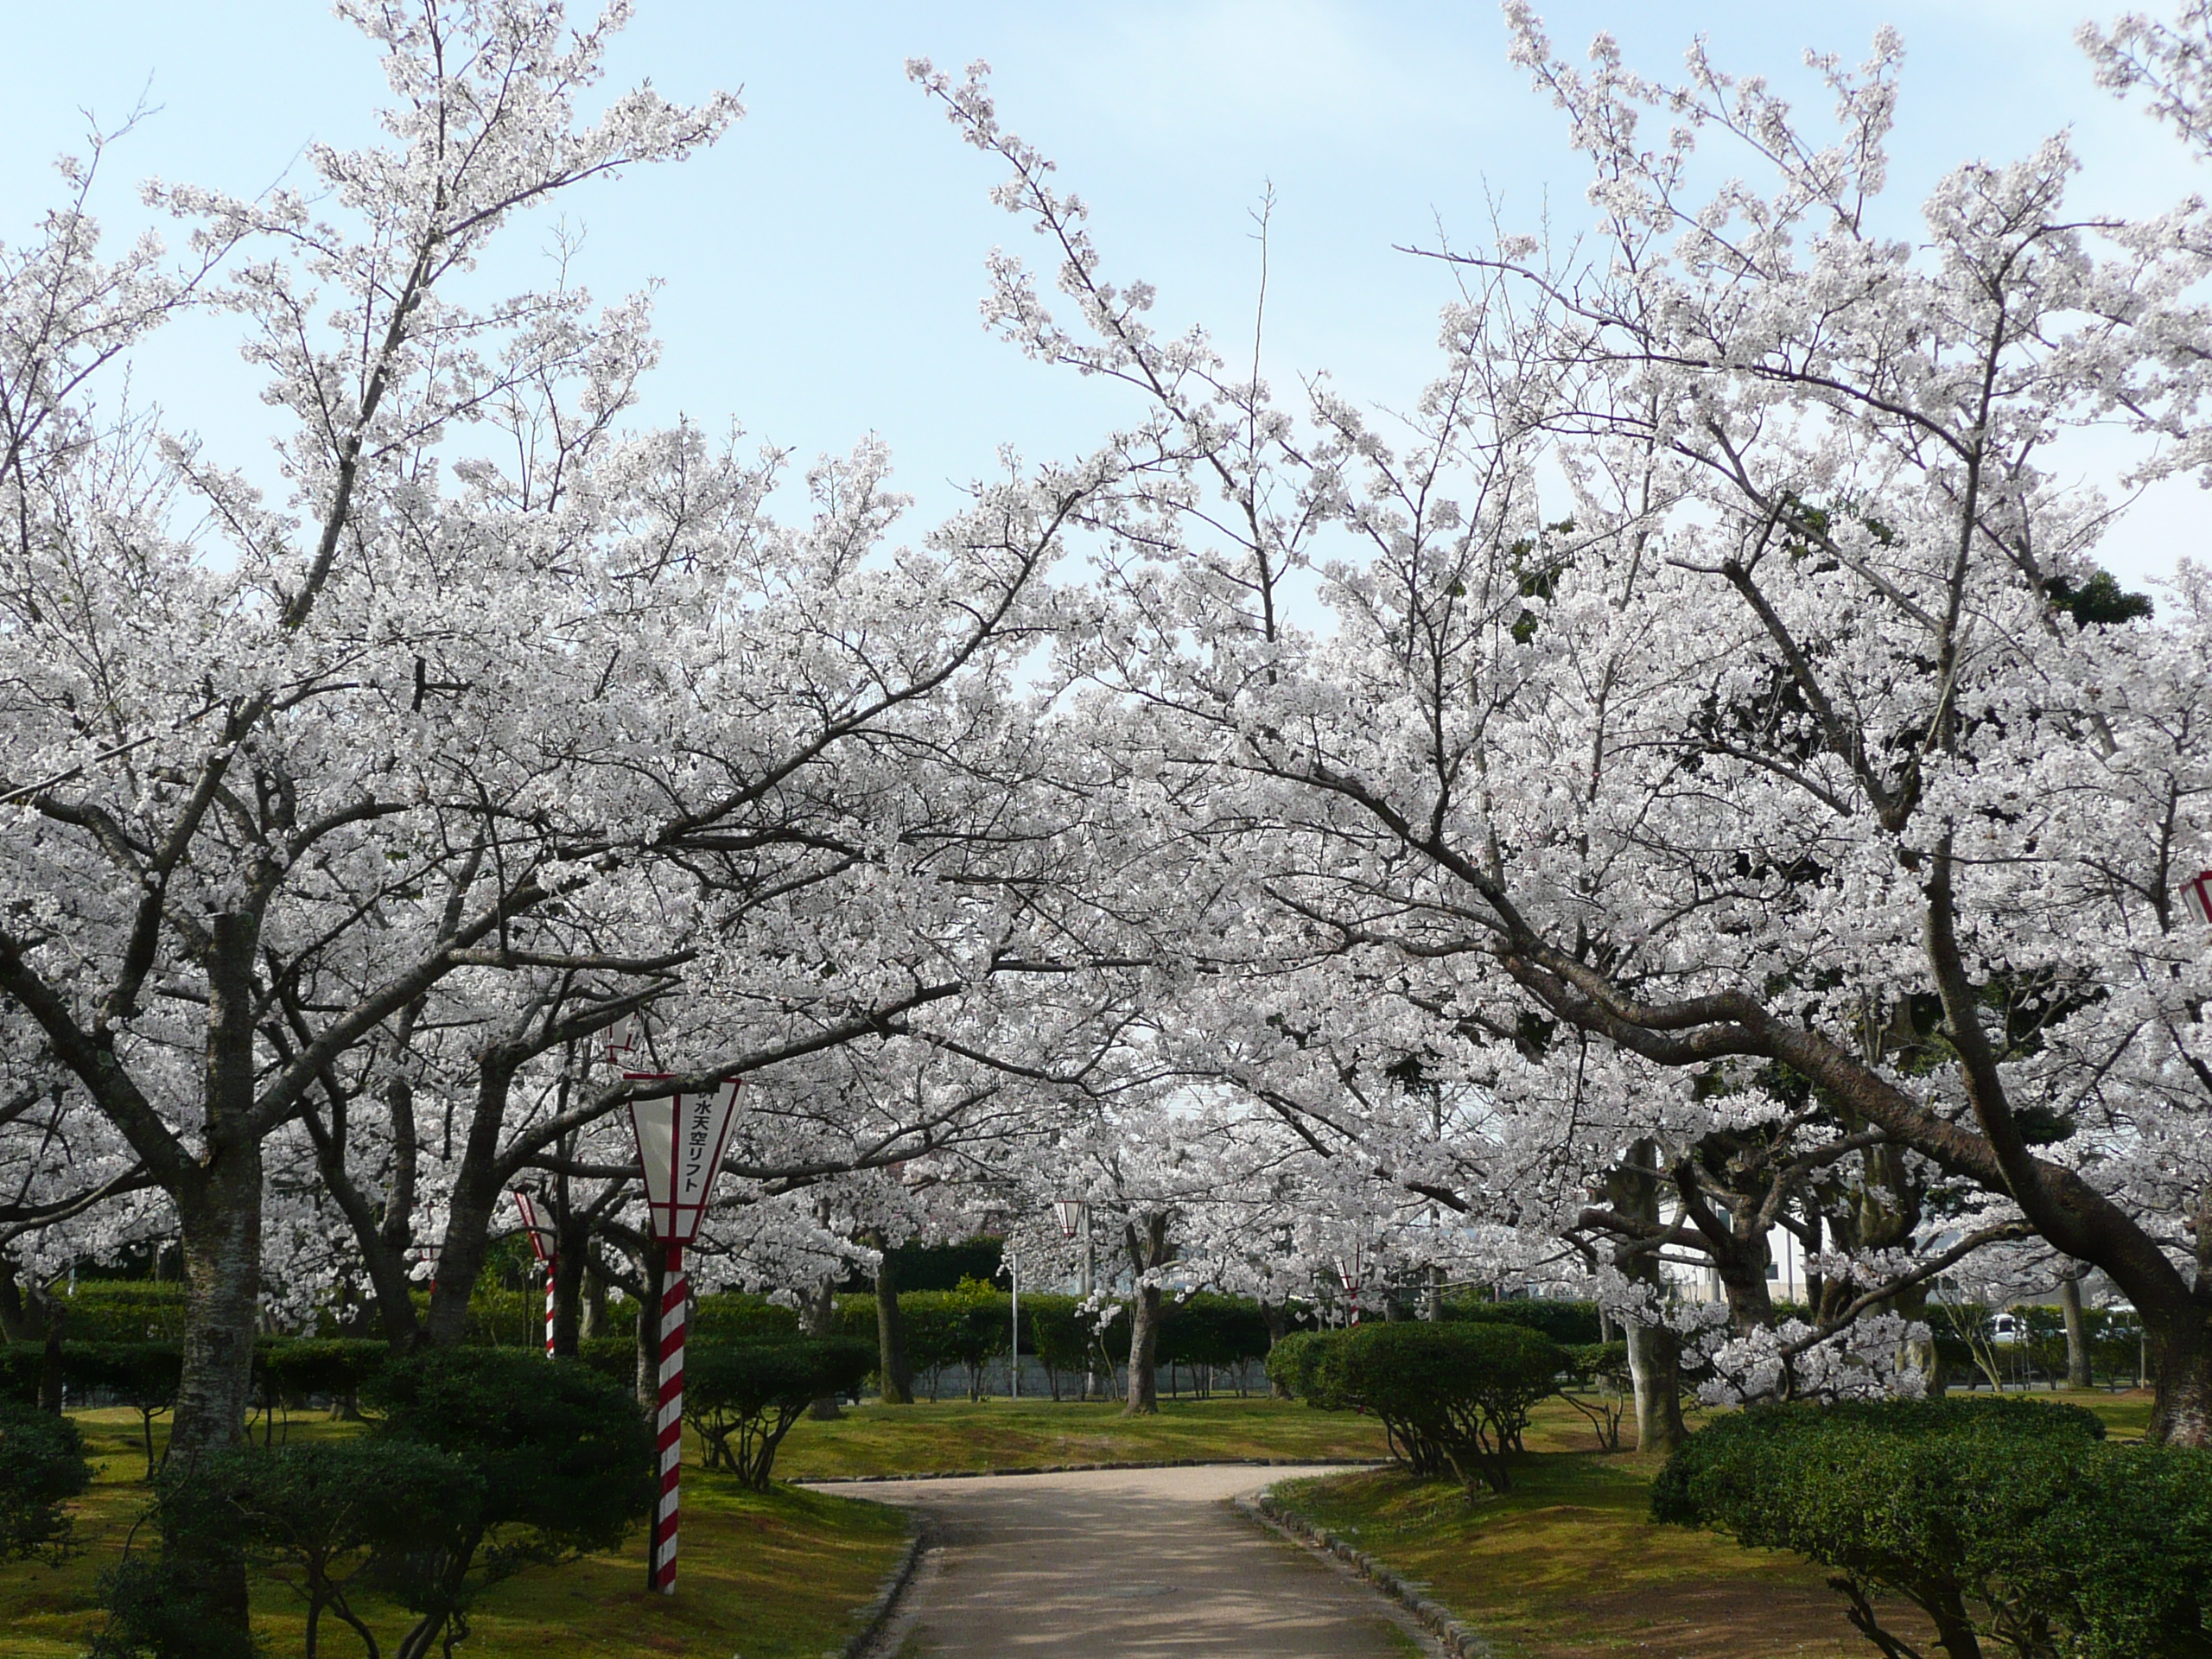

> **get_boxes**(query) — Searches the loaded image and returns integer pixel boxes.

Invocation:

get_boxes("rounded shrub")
[685,1337,877,1489]
[0,1400,92,1562]
[1649,1395,2212,1658]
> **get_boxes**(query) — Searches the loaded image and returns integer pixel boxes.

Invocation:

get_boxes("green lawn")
[776,1395,1391,1479]
[7,1387,2145,1658]
[3,1408,912,1659]
[1264,1389,2158,1659]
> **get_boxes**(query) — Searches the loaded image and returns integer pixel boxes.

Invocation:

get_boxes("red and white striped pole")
[651,1238,686,1594]
[603,1014,741,1601]
[512,1190,557,1358]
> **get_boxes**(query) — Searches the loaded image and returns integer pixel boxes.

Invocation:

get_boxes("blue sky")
[3,2,2203,584]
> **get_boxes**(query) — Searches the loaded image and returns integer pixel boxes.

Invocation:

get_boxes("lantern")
[510,1189,557,1357]
[2183,870,2212,927]
[606,1019,741,1598]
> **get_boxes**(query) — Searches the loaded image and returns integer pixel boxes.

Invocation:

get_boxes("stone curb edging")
[1236,1483,1499,1659]
[802,1456,1383,1484]
[838,1519,929,1659]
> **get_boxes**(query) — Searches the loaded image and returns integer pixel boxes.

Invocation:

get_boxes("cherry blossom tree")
[912,0,2212,1446]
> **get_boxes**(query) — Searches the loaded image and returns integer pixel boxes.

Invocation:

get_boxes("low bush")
[0,1400,92,1562]
[1262,1329,1334,1405]
[1562,1340,1630,1452]
[1273,1323,1566,1497]
[686,1338,877,1489]
[358,1347,653,1656]
[106,1439,478,1659]
[1651,1395,2212,1658]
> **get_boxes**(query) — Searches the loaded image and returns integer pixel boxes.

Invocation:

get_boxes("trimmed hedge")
[1652,1396,2212,1658]
[1440,1296,1604,1345]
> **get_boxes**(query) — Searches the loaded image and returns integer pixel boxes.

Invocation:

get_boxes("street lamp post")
[1055,1199,1092,1399]
[511,1189,557,1357]
[604,1017,741,1598]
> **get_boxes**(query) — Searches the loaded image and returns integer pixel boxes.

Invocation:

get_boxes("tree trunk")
[2149,1310,2212,1445]
[37,1300,65,1413]
[1124,1281,1161,1415]
[164,913,268,1643]
[581,1252,607,1341]
[551,1218,588,1358]
[803,1277,842,1420]
[1626,1319,1685,1455]
[1611,1141,1684,1456]
[634,1242,664,1417]
[421,1058,518,1346]
[1262,1301,1294,1399]
[869,1233,912,1405]
[1122,1211,1169,1417]
[2058,1266,2092,1390]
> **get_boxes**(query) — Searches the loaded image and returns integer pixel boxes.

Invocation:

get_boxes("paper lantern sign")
[626,1081,742,1244]
[2183,871,2212,928]
[604,1012,647,1065]
[511,1189,556,1265]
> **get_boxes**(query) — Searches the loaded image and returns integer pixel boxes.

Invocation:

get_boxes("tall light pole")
[1056,1199,1091,1399]
[605,1015,741,1598]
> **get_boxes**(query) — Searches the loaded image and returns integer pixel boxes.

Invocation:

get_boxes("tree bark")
[1262,1301,1294,1399]
[1124,1281,1162,1414]
[162,913,269,1640]
[37,1298,65,1413]
[803,1276,842,1420]
[551,1215,588,1358]
[1611,1143,1684,1456]
[869,1232,912,1405]
[422,1056,519,1346]
[634,1240,664,1416]
[581,1249,608,1341]
[2058,1266,2092,1390]
[1122,1212,1170,1417]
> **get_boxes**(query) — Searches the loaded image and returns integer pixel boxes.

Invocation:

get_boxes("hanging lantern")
[2182,870,2212,927]
[603,1018,741,1599]
[510,1190,557,1357]
[1054,1198,1087,1240]
[626,1080,743,1247]
[1334,1237,1367,1326]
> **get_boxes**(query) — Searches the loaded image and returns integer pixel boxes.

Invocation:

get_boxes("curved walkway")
[827,1464,1439,1657]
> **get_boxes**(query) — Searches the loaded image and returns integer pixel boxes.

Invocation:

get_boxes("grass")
[2,1408,912,1659]
[1264,1389,2159,1659]
[6,1386,2144,1657]
[775,1394,1391,1478]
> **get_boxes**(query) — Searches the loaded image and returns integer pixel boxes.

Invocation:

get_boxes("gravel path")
[825,1464,1438,1657]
